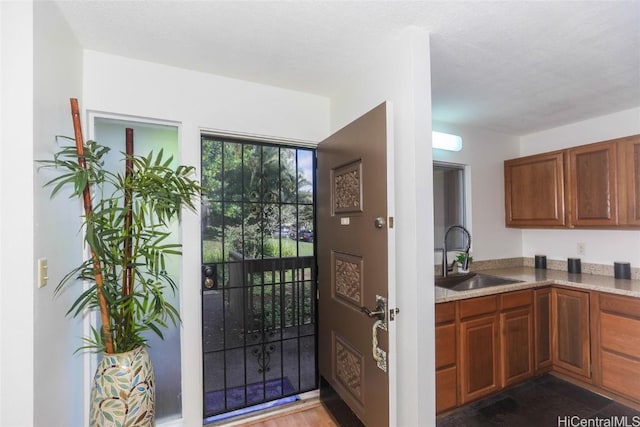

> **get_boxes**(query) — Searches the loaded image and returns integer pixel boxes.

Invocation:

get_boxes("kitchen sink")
[435,272,524,291]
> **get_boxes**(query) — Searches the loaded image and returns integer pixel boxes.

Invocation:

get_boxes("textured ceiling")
[55,0,640,135]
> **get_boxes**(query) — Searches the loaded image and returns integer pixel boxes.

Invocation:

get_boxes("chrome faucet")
[442,225,472,277]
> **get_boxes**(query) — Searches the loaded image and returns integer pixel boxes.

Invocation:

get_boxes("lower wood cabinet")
[500,290,533,387]
[552,287,591,378]
[436,285,640,413]
[534,287,552,372]
[459,295,500,404]
[598,293,640,402]
[435,302,457,414]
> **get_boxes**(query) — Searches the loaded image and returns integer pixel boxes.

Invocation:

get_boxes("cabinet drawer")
[600,312,640,358]
[436,302,456,324]
[501,289,532,310]
[436,366,457,414]
[601,351,640,402]
[436,323,456,369]
[600,293,640,319]
[459,295,498,319]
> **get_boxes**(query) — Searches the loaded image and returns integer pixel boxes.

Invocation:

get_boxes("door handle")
[371,319,387,372]
[361,306,385,319]
[362,295,388,372]
[361,295,387,324]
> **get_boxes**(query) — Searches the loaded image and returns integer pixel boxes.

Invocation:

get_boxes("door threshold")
[206,390,320,426]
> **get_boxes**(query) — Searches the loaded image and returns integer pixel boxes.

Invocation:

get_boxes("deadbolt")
[203,265,217,289]
[374,217,386,229]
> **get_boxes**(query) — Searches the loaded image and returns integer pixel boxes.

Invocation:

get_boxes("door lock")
[202,265,217,290]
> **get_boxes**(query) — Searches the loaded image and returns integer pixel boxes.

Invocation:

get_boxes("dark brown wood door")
[569,141,618,226]
[317,102,393,427]
[504,151,567,227]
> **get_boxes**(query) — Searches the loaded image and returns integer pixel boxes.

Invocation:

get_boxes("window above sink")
[433,161,471,252]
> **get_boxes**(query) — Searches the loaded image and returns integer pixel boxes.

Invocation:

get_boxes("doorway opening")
[200,135,318,422]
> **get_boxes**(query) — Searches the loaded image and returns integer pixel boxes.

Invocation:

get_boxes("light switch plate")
[37,258,48,288]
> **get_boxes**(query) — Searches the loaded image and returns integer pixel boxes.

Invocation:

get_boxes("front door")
[317,102,395,427]
[200,137,317,421]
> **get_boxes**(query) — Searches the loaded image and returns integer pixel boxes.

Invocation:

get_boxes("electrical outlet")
[577,243,586,256]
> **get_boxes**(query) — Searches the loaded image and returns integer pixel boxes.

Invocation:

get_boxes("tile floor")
[437,375,640,427]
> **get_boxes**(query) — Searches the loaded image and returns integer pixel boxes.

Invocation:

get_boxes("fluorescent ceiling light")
[433,131,462,151]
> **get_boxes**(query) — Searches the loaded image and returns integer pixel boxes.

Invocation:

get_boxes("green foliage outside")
[200,139,316,329]
[202,239,313,264]
[201,139,314,260]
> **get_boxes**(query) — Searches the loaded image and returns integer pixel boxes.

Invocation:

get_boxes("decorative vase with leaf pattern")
[90,346,155,427]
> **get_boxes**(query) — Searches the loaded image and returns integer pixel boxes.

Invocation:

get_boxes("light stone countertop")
[434,266,640,303]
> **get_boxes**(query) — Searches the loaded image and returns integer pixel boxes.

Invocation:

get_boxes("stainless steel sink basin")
[435,272,524,291]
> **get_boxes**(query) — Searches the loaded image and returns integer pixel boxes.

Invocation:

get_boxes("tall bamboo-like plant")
[39,137,201,354]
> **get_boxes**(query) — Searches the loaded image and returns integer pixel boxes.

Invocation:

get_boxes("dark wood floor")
[437,374,640,426]
[227,374,640,426]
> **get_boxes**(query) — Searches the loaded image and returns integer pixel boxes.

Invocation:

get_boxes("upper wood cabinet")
[505,134,640,228]
[619,135,640,226]
[504,151,567,227]
[568,141,618,226]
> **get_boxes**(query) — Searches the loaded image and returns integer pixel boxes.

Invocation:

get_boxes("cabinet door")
[504,151,566,227]
[619,135,640,226]
[553,288,591,378]
[569,141,618,226]
[459,314,500,403]
[534,288,552,372]
[501,307,533,387]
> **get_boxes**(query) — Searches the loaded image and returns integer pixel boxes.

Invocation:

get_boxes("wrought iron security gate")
[200,136,317,419]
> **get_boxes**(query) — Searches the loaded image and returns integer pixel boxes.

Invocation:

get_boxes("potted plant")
[39,100,200,426]
[455,253,473,273]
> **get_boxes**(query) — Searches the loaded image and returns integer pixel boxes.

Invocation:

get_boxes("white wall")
[0,1,35,426]
[32,2,85,426]
[519,107,640,267]
[82,50,330,426]
[432,122,522,261]
[329,28,434,426]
